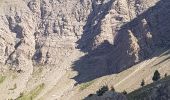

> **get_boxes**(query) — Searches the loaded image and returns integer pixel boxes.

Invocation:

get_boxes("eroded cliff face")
[0,0,170,99]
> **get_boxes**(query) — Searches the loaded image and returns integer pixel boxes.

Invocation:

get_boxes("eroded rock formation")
[0,0,170,99]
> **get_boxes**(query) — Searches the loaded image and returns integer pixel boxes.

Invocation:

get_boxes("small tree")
[96,86,109,96]
[164,73,168,77]
[152,70,161,82]
[110,86,115,92]
[141,79,145,87]
[122,90,127,95]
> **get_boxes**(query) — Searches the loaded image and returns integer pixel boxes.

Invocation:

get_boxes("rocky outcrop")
[1,0,169,77]
[75,0,170,76]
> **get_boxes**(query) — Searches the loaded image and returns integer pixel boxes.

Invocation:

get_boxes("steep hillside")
[0,0,170,100]
[127,76,170,100]
[69,48,170,100]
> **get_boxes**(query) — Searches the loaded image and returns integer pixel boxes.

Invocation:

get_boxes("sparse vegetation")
[110,86,115,92]
[152,70,161,82]
[96,86,109,96]
[127,76,170,100]
[0,75,6,84]
[122,90,127,95]
[16,83,45,100]
[141,79,145,87]
[164,73,168,77]
[79,80,94,90]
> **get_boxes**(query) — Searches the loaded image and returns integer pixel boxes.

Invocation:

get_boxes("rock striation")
[0,0,170,99]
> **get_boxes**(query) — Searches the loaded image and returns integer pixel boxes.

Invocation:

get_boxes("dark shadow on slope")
[83,76,170,100]
[160,49,170,57]
[72,0,170,84]
[84,90,127,100]
[127,76,170,100]
[76,0,115,52]
[73,40,114,84]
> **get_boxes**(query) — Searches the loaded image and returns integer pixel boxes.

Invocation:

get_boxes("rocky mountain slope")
[0,0,170,100]
[127,76,170,100]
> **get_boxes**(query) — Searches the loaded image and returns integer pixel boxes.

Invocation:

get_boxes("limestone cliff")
[0,0,170,100]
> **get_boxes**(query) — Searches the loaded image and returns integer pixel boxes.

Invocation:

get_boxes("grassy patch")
[79,80,94,91]
[0,75,6,84]
[16,83,45,100]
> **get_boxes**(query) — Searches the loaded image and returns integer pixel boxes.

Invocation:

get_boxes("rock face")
[0,0,170,99]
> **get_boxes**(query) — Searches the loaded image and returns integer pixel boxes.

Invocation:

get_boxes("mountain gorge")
[0,0,170,100]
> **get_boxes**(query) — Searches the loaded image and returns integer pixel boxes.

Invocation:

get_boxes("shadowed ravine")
[76,0,115,52]
[72,0,170,84]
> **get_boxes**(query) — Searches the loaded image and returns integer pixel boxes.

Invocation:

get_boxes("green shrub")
[96,86,109,96]
[0,75,6,84]
[79,81,94,90]
[110,86,115,92]
[16,83,45,100]
[141,79,145,87]
[122,90,127,95]
[152,70,161,82]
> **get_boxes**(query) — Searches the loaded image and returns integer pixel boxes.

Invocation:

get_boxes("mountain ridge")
[0,0,170,100]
